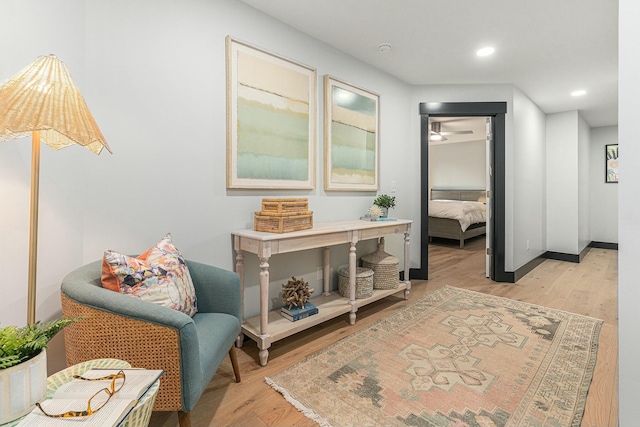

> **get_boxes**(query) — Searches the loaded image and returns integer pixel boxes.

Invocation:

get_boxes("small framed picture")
[606,144,618,183]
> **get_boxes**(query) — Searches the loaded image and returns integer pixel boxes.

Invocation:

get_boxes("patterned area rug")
[266,286,602,427]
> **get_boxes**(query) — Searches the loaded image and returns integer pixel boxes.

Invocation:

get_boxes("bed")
[428,189,487,248]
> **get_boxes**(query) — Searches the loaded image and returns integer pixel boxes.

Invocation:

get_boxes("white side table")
[3,358,160,427]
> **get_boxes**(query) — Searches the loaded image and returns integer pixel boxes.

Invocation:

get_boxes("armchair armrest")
[186,260,241,320]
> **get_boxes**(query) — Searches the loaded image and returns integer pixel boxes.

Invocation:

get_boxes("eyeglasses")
[36,370,126,418]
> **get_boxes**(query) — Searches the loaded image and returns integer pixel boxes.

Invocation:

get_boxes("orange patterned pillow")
[101,234,198,317]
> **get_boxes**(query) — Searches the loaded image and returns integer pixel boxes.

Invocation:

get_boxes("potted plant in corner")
[373,194,396,218]
[0,318,78,423]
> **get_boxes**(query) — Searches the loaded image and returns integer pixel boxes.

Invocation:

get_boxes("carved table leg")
[404,225,412,299]
[258,257,271,365]
[349,240,357,325]
[235,247,245,348]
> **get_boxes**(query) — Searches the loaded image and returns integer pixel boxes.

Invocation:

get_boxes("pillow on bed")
[101,233,198,317]
[477,194,486,203]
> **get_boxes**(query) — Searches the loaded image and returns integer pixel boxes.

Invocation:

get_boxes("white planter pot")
[0,349,47,424]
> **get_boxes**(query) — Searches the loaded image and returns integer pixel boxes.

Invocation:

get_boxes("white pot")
[0,349,47,424]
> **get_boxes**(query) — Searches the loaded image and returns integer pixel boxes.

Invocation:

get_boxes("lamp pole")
[27,130,41,325]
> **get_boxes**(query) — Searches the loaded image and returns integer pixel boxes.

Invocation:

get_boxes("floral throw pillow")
[101,234,198,317]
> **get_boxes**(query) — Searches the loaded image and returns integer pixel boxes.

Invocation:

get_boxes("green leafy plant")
[0,318,79,369]
[373,194,396,209]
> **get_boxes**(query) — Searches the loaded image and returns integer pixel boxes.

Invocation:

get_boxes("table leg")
[258,256,271,365]
[404,225,412,299]
[322,247,331,296]
[234,247,245,348]
[258,337,270,367]
[349,240,357,325]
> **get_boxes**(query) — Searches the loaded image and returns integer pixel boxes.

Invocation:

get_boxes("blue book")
[281,302,316,316]
[281,308,319,322]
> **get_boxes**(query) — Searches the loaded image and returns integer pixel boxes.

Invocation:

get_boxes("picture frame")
[226,36,316,189]
[606,144,618,183]
[324,75,379,191]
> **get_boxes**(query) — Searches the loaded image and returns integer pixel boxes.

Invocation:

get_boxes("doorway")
[411,101,509,282]
[428,116,491,276]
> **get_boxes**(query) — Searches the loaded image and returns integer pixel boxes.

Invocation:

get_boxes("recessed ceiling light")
[571,90,587,97]
[476,47,495,57]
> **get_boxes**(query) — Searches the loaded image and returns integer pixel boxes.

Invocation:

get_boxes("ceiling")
[239,0,618,128]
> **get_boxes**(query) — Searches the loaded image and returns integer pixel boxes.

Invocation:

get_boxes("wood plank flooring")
[149,236,618,427]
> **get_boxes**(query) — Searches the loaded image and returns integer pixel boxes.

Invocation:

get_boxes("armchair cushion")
[101,233,198,317]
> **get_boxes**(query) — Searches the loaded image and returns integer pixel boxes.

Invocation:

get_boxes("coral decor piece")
[368,205,384,220]
[281,276,314,309]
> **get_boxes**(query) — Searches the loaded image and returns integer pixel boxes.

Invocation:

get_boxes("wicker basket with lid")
[362,237,399,290]
[338,267,374,299]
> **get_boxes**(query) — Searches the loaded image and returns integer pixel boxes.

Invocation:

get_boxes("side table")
[3,358,160,427]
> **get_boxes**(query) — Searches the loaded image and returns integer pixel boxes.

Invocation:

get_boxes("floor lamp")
[0,55,112,325]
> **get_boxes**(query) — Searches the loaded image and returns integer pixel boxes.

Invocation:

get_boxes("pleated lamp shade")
[0,54,111,154]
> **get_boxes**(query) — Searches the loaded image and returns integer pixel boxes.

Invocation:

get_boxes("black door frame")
[411,101,509,282]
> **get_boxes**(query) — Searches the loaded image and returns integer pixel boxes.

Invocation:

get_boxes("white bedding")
[428,200,486,231]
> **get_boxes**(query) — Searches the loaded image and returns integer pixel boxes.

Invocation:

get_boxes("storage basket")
[254,211,313,233]
[361,238,399,290]
[338,267,374,299]
[261,198,309,213]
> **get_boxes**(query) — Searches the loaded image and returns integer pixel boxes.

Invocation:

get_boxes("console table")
[232,219,412,366]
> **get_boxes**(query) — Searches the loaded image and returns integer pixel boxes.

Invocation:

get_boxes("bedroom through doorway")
[427,116,491,277]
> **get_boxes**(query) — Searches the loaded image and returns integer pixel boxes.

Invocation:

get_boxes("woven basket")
[261,198,309,213]
[362,238,399,290]
[254,211,313,233]
[338,267,374,299]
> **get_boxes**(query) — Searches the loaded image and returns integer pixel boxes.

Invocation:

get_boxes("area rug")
[266,286,603,427]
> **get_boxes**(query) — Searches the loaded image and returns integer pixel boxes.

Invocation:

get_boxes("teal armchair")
[60,259,242,427]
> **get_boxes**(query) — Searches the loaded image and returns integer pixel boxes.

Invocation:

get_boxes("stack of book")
[280,302,318,322]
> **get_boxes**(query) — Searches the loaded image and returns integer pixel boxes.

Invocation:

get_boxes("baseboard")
[543,245,591,263]
[513,256,547,282]
[589,241,619,250]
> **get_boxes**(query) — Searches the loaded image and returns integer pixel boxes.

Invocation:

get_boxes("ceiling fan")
[430,121,474,141]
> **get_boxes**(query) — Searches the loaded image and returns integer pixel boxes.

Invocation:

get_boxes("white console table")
[232,219,412,366]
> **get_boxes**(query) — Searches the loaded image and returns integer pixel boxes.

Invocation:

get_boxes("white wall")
[619,0,640,422]
[512,88,547,268]
[578,114,591,252]
[545,111,592,255]
[429,140,486,190]
[589,126,618,243]
[546,111,580,254]
[0,0,417,372]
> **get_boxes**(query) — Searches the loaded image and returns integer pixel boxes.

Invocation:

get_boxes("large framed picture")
[324,75,379,191]
[606,144,618,183]
[226,36,316,189]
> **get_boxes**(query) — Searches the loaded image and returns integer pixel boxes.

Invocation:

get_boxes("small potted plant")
[373,194,396,217]
[0,318,78,423]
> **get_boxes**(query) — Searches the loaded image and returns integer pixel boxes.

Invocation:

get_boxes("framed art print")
[606,143,618,183]
[226,36,316,189]
[324,75,379,191]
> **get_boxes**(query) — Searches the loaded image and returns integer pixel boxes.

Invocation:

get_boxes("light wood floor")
[149,237,618,427]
